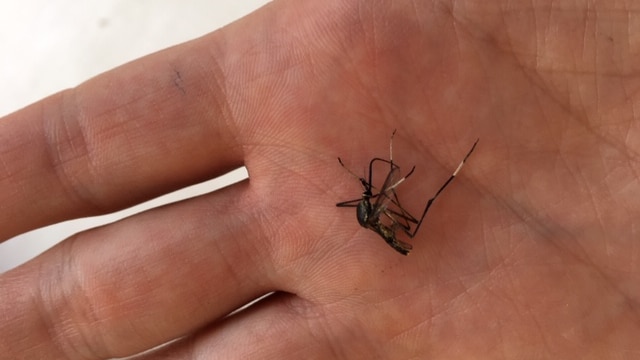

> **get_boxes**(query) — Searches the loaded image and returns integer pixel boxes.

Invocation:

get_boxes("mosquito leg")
[375,161,418,221]
[452,139,479,177]
[367,156,397,193]
[367,157,419,225]
[408,139,479,238]
[375,222,412,255]
[389,129,397,164]
[368,158,415,190]
[336,198,365,207]
[382,208,415,233]
[389,194,414,217]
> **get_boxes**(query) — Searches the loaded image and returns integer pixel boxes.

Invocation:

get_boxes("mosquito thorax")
[356,199,371,227]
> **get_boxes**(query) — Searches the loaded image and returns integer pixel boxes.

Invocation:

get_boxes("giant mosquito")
[336,131,478,255]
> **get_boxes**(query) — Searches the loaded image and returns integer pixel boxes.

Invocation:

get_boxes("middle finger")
[0,180,278,359]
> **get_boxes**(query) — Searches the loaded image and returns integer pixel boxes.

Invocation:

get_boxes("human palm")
[1,1,639,359]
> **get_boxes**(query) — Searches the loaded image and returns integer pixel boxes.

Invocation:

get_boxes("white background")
[0,1,270,272]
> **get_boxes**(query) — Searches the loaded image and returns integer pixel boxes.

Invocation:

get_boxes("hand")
[2,1,639,358]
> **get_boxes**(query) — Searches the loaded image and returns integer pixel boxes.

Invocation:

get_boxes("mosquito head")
[359,178,372,193]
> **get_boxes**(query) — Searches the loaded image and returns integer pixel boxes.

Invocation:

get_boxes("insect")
[336,131,478,255]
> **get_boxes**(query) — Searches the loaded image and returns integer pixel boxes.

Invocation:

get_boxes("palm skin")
[1,0,639,359]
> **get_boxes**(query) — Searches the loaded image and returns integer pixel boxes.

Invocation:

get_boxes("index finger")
[0,27,245,241]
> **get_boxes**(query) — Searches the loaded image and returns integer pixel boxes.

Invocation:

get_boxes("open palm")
[1,1,639,359]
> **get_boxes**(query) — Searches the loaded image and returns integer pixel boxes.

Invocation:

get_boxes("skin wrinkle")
[409,0,420,27]
[593,6,601,128]
[529,69,565,149]
[42,90,107,216]
[585,153,614,259]
[383,325,421,359]
[488,275,548,354]
[619,79,637,159]
[569,261,640,344]
[497,265,526,358]
[183,45,241,166]
[202,194,275,301]
[350,5,385,127]
[395,11,469,166]
[580,5,589,73]
[492,187,587,268]
[622,222,640,270]
[247,193,306,274]
[479,209,494,272]
[628,9,633,56]
[198,49,238,148]
[429,292,490,353]
[633,223,640,273]
[33,245,100,360]
[312,288,386,357]
[482,285,521,359]
[380,288,433,338]
[425,229,509,314]
[430,277,474,319]
[31,281,65,359]
[536,25,640,162]
[448,13,464,115]
[557,132,639,272]
[369,6,384,113]
[323,324,345,360]
[208,227,248,291]
[293,301,346,360]
[498,0,524,70]
[582,296,633,355]
[491,224,521,273]
[60,239,113,360]
[57,240,105,360]
[540,0,549,72]
[528,306,555,357]
[0,153,12,184]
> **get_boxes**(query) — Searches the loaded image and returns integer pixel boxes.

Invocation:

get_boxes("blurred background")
[0,1,270,272]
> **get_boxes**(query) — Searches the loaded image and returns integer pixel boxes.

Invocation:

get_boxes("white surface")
[0,1,268,272]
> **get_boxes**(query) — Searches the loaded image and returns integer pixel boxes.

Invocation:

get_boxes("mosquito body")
[337,131,478,255]
[339,156,416,254]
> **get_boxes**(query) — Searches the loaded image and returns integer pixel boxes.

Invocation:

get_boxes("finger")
[198,295,355,360]
[0,179,285,359]
[128,293,353,360]
[0,19,251,241]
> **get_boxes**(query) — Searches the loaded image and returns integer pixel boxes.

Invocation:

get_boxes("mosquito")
[337,131,478,255]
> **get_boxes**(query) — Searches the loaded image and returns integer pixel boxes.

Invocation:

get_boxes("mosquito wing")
[371,161,421,230]
[370,163,402,220]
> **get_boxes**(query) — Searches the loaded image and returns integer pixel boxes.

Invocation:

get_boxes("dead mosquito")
[336,131,478,255]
